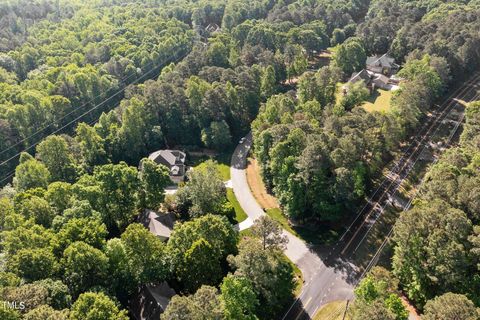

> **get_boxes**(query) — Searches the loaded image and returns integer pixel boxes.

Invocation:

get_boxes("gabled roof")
[146,283,175,311]
[348,69,372,84]
[366,53,398,68]
[206,23,220,33]
[139,209,175,240]
[373,74,390,86]
[130,282,176,320]
[148,150,186,166]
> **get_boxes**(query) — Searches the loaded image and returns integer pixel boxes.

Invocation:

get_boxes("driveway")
[231,132,354,319]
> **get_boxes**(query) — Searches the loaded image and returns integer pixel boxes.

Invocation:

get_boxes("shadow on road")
[282,298,312,320]
[311,244,360,285]
[231,145,250,169]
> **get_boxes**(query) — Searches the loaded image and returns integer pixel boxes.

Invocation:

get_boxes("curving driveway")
[231,132,354,319]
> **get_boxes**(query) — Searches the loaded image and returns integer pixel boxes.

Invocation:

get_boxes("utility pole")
[342,300,350,320]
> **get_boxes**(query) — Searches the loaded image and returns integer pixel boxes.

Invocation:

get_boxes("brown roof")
[374,74,389,86]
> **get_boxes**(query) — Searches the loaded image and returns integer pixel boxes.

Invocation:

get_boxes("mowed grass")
[288,257,304,296]
[227,188,248,223]
[238,227,253,238]
[313,300,350,320]
[266,208,340,245]
[335,82,346,104]
[266,208,295,235]
[194,158,230,181]
[362,89,392,113]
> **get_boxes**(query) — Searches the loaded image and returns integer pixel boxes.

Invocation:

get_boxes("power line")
[0,47,191,184]
[337,72,480,243]
[284,73,480,320]
[353,87,477,284]
[348,87,480,255]
[0,45,190,159]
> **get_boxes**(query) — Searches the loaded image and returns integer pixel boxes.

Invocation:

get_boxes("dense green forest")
[351,103,480,319]
[1,0,480,319]
[252,54,445,221]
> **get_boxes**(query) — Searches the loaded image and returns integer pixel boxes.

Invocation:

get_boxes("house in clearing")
[148,149,186,183]
[366,53,399,76]
[344,68,395,94]
[205,23,220,33]
[372,73,390,89]
[348,69,372,86]
[343,69,373,94]
[130,282,176,320]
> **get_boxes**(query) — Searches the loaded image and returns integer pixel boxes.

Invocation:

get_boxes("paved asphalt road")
[230,74,480,320]
[231,133,354,319]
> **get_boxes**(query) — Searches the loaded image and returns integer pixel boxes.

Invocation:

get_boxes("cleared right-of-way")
[231,73,480,320]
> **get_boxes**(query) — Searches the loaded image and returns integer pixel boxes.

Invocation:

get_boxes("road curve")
[231,133,354,319]
[231,74,480,319]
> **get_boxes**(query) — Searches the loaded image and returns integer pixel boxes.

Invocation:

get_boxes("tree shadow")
[281,298,312,320]
[310,244,361,286]
[231,134,252,170]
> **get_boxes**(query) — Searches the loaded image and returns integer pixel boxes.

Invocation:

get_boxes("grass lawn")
[288,256,304,296]
[362,89,392,113]
[193,152,231,181]
[266,208,296,235]
[238,227,252,238]
[227,188,248,223]
[216,162,231,181]
[266,208,340,245]
[313,300,350,320]
[335,82,346,104]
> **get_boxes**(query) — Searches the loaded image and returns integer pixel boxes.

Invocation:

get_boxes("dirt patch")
[401,296,421,320]
[188,149,217,157]
[246,158,279,209]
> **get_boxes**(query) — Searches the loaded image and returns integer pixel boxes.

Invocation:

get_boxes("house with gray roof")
[372,73,390,89]
[342,69,373,94]
[138,209,175,242]
[130,282,176,320]
[348,69,372,85]
[366,53,399,75]
[148,149,186,183]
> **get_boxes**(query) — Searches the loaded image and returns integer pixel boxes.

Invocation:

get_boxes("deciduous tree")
[423,293,479,320]
[392,200,473,305]
[228,238,294,318]
[61,242,108,298]
[139,158,170,210]
[69,292,128,320]
[13,153,50,192]
[36,135,78,183]
[221,274,258,320]
[167,214,237,291]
